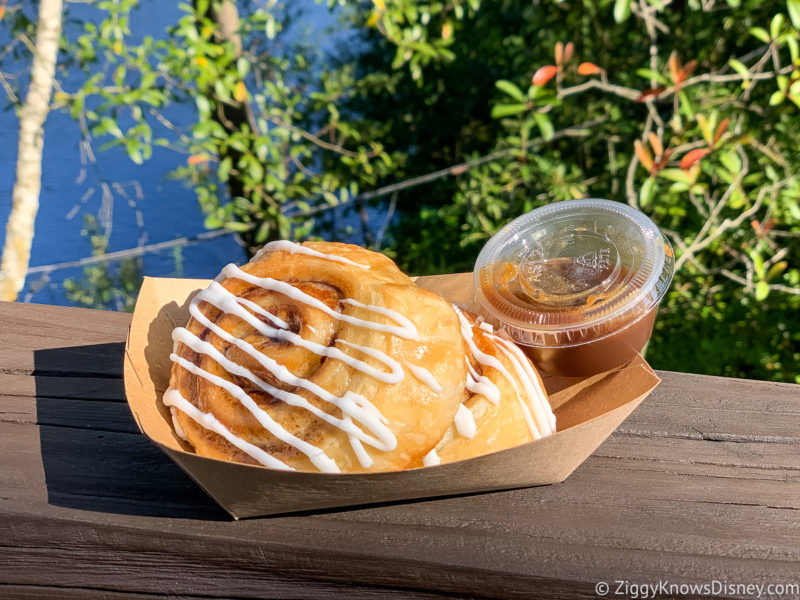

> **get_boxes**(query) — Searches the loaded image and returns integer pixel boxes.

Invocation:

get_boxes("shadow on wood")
[34,342,228,520]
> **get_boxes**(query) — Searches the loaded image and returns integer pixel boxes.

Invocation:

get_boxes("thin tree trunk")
[194,0,266,255]
[0,0,63,301]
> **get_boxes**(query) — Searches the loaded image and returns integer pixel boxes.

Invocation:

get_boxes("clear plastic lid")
[473,199,675,348]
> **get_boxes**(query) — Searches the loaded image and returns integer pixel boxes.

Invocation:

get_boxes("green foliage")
[3,0,798,381]
[352,0,800,381]
[62,215,143,312]
[56,0,412,251]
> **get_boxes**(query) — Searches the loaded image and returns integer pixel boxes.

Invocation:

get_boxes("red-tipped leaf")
[680,59,698,82]
[634,140,654,172]
[636,86,665,102]
[532,65,558,86]
[648,132,664,157]
[577,62,602,76]
[187,154,211,166]
[564,42,575,63]
[679,148,711,170]
[713,118,730,145]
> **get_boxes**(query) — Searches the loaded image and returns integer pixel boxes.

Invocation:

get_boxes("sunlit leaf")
[634,140,654,172]
[533,112,554,140]
[679,148,711,170]
[234,81,247,102]
[613,0,632,23]
[188,154,211,165]
[713,118,730,145]
[755,281,769,301]
[789,0,800,28]
[564,42,575,63]
[495,79,526,101]
[639,177,656,207]
[750,27,770,43]
[766,261,788,282]
[648,132,663,157]
[577,62,602,76]
[491,103,529,118]
[532,65,558,86]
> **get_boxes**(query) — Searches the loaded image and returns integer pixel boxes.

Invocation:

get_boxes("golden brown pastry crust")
[423,309,552,466]
[167,241,468,472]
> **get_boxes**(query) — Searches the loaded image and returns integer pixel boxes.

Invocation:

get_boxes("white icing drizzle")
[346,418,374,469]
[256,240,371,270]
[235,294,288,329]
[491,335,557,436]
[163,388,293,471]
[166,252,431,472]
[170,350,341,473]
[173,323,396,452]
[196,279,404,384]
[452,304,543,439]
[423,448,441,467]
[465,360,501,405]
[221,264,418,340]
[406,363,443,394]
[169,407,188,441]
[454,403,477,439]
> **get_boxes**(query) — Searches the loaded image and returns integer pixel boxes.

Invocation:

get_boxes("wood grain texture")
[1,301,799,599]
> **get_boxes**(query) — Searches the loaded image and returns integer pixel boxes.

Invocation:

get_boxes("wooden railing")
[1,300,799,598]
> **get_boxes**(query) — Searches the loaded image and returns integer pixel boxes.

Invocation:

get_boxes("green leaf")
[770,14,784,40]
[636,68,668,85]
[495,79,526,102]
[204,215,223,229]
[218,156,232,182]
[658,168,693,184]
[750,27,770,43]
[755,281,769,301]
[720,150,742,174]
[728,58,750,82]
[224,221,252,233]
[750,251,765,279]
[614,0,632,23]
[533,112,554,140]
[787,35,800,63]
[639,177,656,207]
[490,103,528,118]
[788,0,800,28]
[770,91,785,105]
[766,261,788,281]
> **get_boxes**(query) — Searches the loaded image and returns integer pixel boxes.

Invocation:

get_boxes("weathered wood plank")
[0,421,225,518]
[1,491,798,599]
[0,301,130,376]
[0,582,453,600]
[623,371,800,444]
[0,373,126,401]
[2,301,800,598]
[0,394,139,434]
[2,414,800,591]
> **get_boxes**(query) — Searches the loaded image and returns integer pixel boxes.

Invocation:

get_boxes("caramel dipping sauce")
[473,199,675,377]
[480,261,658,376]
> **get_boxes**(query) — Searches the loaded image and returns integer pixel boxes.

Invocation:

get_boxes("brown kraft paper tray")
[124,272,660,519]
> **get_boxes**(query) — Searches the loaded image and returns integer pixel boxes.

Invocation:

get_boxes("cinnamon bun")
[420,307,556,467]
[164,241,469,473]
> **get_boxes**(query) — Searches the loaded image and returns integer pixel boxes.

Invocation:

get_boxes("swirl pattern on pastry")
[164,241,468,473]
[420,306,556,467]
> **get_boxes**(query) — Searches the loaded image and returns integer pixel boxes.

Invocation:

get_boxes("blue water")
[0,0,362,307]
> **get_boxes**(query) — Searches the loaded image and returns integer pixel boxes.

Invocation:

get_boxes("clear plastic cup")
[472,199,674,377]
